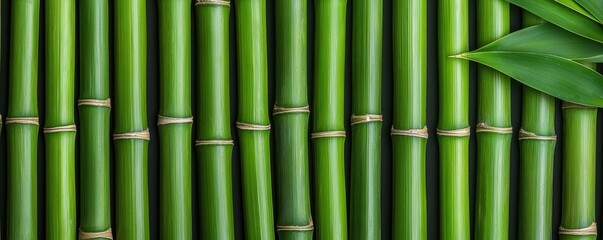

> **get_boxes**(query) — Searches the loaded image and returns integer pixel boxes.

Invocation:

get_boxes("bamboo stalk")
[517,12,556,240]
[78,0,112,238]
[194,1,235,239]
[313,0,348,239]
[350,0,382,239]
[158,0,193,239]
[114,0,149,238]
[234,0,275,239]
[391,0,427,238]
[273,0,313,239]
[6,0,40,239]
[474,0,511,238]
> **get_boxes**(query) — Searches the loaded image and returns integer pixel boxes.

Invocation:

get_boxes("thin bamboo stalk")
[438,0,470,238]
[517,13,556,240]
[273,0,313,239]
[474,0,511,238]
[313,0,348,239]
[391,0,427,238]
[114,0,149,238]
[78,0,112,238]
[234,0,275,239]
[350,0,382,239]
[194,1,235,239]
[158,0,193,239]
[6,0,40,239]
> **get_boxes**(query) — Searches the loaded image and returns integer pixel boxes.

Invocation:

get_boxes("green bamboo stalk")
[438,0,470,238]
[517,12,556,240]
[194,1,235,239]
[114,0,149,238]
[158,1,193,239]
[78,0,112,238]
[312,0,347,239]
[350,0,382,239]
[5,1,40,239]
[474,0,511,238]
[273,0,313,239]
[391,0,427,238]
[234,0,275,239]
[45,0,76,239]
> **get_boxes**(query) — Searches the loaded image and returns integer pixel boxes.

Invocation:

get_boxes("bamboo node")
[559,222,597,236]
[5,117,40,126]
[311,131,346,139]
[44,125,77,134]
[78,98,111,108]
[350,114,383,126]
[518,128,556,141]
[157,115,193,126]
[78,228,113,239]
[236,122,271,131]
[195,0,230,7]
[475,123,512,134]
[277,219,314,231]
[436,127,470,137]
[113,129,150,141]
[273,105,310,115]
[390,126,428,139]
[195,139,234,146]
[562,101,596,109]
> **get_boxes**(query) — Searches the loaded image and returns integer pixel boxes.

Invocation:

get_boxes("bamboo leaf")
[575,0,603,23]
[476,23,603,62]
[507,0,603,43]
[458,51,603,107]
[554,0,600,23]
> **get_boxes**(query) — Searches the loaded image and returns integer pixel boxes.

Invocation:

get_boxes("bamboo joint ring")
[113,129,151,141]
[78,228,113,239]
[391,126,428,139]
[157,115,193,126]
[518,128,557,141]
[78,98,111,108]
[559,222,597,236]
[195,0,230,7]
[311,131,346,139]
[436,127,470,137]
[5,117,39,126]
[44,125,77,134]
[273,105,310,115]
[236,122,271,131]
[475,122,512,134]
[350,114,383,126]
[195,139,234,146]
[277,219,314,231]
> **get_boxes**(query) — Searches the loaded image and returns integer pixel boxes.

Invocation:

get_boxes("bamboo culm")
[273,0,313,239]
[114,0,150,238]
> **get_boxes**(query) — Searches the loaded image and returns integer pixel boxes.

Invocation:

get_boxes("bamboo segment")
[194,1,235,239]
[391,0,427,238]
[114,0,150,238]
[273,0,313,239]
[350,0,382,239]
[45,0,76,239]
[234,0,275,239]
[517,12,556,240]
[313,0,348,239]
[474,0,511,238]
[78,0,112,238]
[158,1,193,239]
[6,1,40,238]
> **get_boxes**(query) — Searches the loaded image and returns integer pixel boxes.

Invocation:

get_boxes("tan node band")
[157,115,193,126]
[475,122,513,134]
[518,128,557,141]
[391,126,428,139]
[113,129,150,141]
[273,105,310,115]
[236,122,271,131]
[311,131,346,139]
[195,140,234,146]
[78,98,111,108]
[5,117,39,126]
[562,101,596,109]
[277,220,314,231]
[559,222,597,236]
[436,127,470,137]
[44,125,77,134]
[78,228,113,239]
[350,114,383,126]
[195,0,230,7]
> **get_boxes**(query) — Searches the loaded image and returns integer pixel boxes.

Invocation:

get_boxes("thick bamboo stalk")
[194,1,235,239]
[517,13,556,240]
[391,0,427,238]
[158,1,193,239]
[474,0,511,238]
[350,0,382,239]
[273,0,313,239]
[312,0,348,239]
[438,0,470,238]
[234,0,275,239]
[5,0,40,239]
[114,0,149,238]
[45,0,76,239]
[78,0,112,238]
